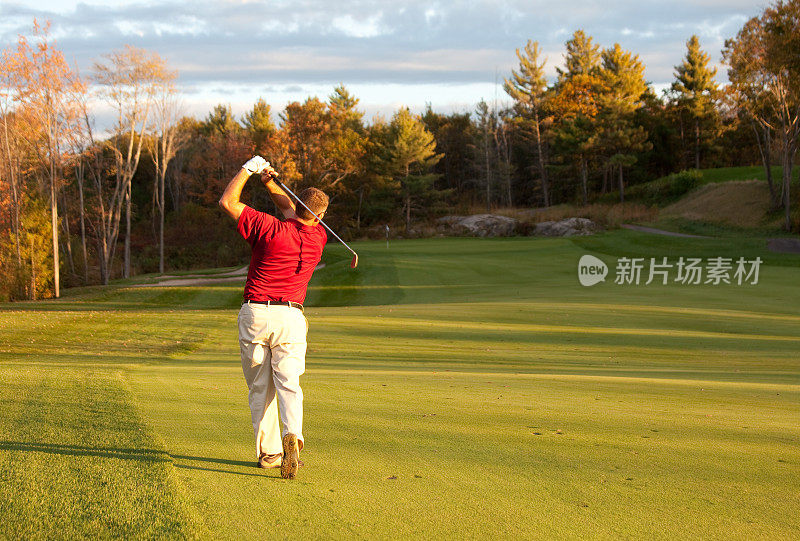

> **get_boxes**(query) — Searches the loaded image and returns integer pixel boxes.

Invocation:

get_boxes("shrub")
[510,202,658,231]
[624,170,703,206]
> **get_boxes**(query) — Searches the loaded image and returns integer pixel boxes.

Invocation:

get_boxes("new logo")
[578,255,608,287]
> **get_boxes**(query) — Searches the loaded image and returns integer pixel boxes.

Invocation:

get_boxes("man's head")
[296,187,329,223]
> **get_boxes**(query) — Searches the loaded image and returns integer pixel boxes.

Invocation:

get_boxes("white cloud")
[621,28,656,39]
[153,18,209,37]
[114,21,146,38]
[0,0,762,129]
[330,14,386,38]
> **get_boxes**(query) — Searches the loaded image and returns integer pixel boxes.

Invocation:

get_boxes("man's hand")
[242,155,269,175]
[260,163,279,184]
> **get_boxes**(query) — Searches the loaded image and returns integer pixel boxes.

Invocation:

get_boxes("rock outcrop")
[436,214,519,237]
[532,217,599,237]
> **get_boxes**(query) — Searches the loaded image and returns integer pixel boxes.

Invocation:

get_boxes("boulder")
[533,217,599,237]
[436,214,519,237]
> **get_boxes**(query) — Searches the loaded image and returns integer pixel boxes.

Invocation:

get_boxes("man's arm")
[218,167,252,221]
[219,156,272,221]
[219,167,252,221]
[262,172,297,220]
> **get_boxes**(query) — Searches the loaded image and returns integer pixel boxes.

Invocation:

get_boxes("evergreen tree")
[241,98,275,149]
[551,115,597,204]
[597,43,651,202]
[557,30,601,81]
[671,35,719,169]
[385,108,443,233]
[328,84,362,131]
[504,40,551,206]
[551,30,604,204]
[202,104,239,136]
[357,116,395,227]
[421,106,474,196]
[636,88,681,179]
[326,85,366,184]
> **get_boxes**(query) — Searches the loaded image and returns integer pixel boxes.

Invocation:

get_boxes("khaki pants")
[238,303,307,457]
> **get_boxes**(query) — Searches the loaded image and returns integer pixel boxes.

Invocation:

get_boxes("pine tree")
[671,35,719,169]
[504,40,551,206]
[324,85,366,191]
[597,43,651,202]
[241,98,275,149]
[328,85,362,131]
[386,108,443,233]
[557,30,601,81]
[552,30,604,204]
[421,106,475,196]
[203,104,239,136]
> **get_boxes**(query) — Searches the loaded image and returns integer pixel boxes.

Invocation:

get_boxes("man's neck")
[294,217,317,227]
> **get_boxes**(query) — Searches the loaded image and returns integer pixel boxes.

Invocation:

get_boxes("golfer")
[219,156,329,480]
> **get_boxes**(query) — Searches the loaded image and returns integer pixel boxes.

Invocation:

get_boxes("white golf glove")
[242,155,269,174]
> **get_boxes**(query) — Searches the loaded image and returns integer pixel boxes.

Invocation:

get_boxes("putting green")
[1,232,799,539]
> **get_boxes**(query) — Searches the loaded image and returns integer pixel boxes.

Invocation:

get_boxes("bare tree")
[494,108,515,207]
[93,45,171,279]
[147,74,183,274]
[10,20,83,298]
[474,100,495,211]
[0,49,22,273]
[63,75,96,284]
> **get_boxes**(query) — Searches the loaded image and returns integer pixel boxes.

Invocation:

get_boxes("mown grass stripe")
[0,366,202,540]
[315,316,800,342]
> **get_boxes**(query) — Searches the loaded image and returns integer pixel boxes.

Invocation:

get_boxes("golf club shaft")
[274,179,358,258]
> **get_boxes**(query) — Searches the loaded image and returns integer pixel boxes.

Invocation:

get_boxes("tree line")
[1,1,799,301]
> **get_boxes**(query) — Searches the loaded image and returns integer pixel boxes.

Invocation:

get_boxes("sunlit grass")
[1,232,799,539]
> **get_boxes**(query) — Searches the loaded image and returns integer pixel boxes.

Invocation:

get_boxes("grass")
[699,165,798,184]
[651,179,798,236]
[0,367,204,539]
[2,233,800,539]
[614,166,800,235]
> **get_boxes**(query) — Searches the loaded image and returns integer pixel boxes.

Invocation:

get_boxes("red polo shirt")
[237,205,327,304]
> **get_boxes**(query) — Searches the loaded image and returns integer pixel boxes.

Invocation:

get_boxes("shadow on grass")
[172,463,278,479]
[169,453,252,469]
[0,440,170,462]
[0,441,266,478]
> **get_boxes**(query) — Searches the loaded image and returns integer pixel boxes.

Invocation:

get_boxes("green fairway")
[2,232,799,539]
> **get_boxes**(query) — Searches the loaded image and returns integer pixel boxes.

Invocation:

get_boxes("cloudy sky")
[1,0,761,124]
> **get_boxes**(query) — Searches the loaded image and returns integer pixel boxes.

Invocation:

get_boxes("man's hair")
[296,187,329,220]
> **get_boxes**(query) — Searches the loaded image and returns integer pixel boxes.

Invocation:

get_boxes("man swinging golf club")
[219,155,329,479]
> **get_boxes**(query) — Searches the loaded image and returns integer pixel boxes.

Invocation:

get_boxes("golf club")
[269,173,359,268]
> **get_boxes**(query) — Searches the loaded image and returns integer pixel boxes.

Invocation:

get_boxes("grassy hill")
[659,180,777,230]
[2,234,799,539]
[621,166,800,235]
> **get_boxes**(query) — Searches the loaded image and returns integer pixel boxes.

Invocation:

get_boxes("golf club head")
[351,253,358,268]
